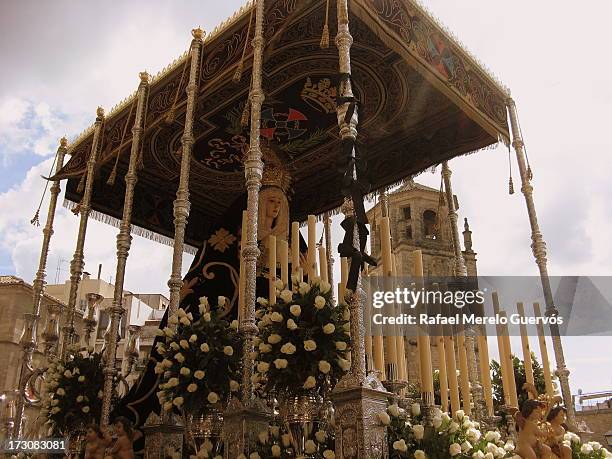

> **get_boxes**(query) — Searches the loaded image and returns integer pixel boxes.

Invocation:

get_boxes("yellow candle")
[478,334,495,416]
[392,255,407,382]
[268,235,276,305]
[437,336,449,413]
[492,292,511,405]
[444,333,461,415]
[318,245,328,283]
[279,239,289,288]
[517,302,535,397]
[307,215,316,280]
[500,311,519,408]
[340,257,348,288]
[338,282,345,305]
[380,217,392,276]
[533,302,554,396]
[457,333,472,416]
[291,222,300,279]
[238,210,247,322]
[414,250,434,396]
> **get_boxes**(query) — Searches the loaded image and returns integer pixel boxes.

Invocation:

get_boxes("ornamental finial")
[60,136,68,147]
[191,27,205,40]
[139,71,150,83]
[96,106,105,118]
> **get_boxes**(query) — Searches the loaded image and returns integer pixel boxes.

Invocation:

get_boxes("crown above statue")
[261,164,292,194]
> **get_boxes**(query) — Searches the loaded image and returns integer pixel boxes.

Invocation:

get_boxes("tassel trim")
[320,25,330,49]
[62,198,198,255]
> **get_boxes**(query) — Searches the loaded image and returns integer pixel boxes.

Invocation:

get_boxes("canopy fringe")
[62,198,198,255]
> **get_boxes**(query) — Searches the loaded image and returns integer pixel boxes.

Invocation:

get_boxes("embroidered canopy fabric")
[56,0,510,248]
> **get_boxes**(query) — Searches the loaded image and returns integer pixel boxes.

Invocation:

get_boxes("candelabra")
[41,303,62,356]
[123,325,142,377]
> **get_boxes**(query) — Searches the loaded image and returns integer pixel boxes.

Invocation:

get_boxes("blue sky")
[1,0,611,396]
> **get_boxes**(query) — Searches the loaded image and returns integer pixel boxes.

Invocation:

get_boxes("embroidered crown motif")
[301,77,337,114]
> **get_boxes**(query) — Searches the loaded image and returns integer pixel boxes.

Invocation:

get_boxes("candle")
[238,210,247,322]
[478,334,495,416]
[392,255,407,382]
[279,239,289,288]
[414,250,434,396]
[533,302,554,396]
[517,302,535,397]
[307,215,316,279]
[492,292,511,405]
[318,245,328,283]
[500,311,519,408]
[380,217,392,276]
[457,333,472,415]
[268,235,276,305]
[291,222,300,279]
[437,336,449,413]
[443,331,461,415]
[340,257,348,288]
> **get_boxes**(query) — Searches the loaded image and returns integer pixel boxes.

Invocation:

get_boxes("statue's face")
[266,195,282,219]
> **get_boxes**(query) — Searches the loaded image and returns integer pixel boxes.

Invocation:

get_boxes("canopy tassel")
[233,4,254,83]
[165,45,191,125]
[30,149,59,226]
[30,210,41,227]
[320,0,330,49]
[508,146,515,195]
[76,173,86,193]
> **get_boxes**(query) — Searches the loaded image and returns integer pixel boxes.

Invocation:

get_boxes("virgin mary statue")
[113,160,299,437]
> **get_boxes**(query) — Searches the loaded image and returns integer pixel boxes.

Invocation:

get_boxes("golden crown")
[262,164,292,194]
[301,77,337,114]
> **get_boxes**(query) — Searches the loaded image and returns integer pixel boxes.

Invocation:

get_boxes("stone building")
[366,179,477,384]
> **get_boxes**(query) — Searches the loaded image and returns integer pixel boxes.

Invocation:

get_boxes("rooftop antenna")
[97,263,102,279]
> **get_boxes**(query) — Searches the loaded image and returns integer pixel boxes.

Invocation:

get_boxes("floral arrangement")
[41,345,106,435]
[155,297,243,414]
[381,403,518,459]
[236,422,336,459]
[563,432,612,459]
[252,277,351,397]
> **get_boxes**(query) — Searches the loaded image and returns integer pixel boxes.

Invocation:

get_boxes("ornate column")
[13,138,68,437]
[166,28,204,317]
[507,98,574,424]
[223,3,270,457]
[323,211,335,294]
[100,72,149,427]
[61,108,105,358]
[441,161,487,421]
[331,1,388,457]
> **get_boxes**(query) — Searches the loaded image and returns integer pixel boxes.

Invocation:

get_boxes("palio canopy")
[56,0,509,248]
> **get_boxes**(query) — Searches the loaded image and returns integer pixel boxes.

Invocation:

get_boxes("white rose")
[187,383,198,393]
[258,430,269,444]
[323,450,335,459]
[504,442,515,452]
[169,315,179,325]
[202,312,211,322]
[335,341,347,351]
[287,319,298,330]
[467,428,481,443]
[414,450,426,459]
[305,439,317,454]
[271,444,281,457]
[173,397,184,407]
[337,358,351,371]
[462,441,472,452]
[388,404,400,417]
[257,297,269,306]
[189,334,198,343]
[413,424,425,440]
[280,290,293,303]
[50,407,60,414]
[314,295,326,309]
[180,317,190,326]
[591,442,601,451]
[303,376,317,389]
[180,339,189,349]
[175,353,185,363]
[230,320,239,330]
[56,388,65,396]
[63,370,72,378]
[274,358,288,369]
[50,399,59,406]
[76,395,84,403]
[170,342,180,351]
[230,380,240,392]
[323,323,335,334]
[393,439,408,452]
[180,367,190,376]
[270,312,283,322]
[224,346,234,356]
[249,453,261,459]
[259,343,272,353]
[281,342,296,355]
[200,342,210,352]
[485,431,500,442]
[218,296,226,307]
[318,360,331,374]
[290,305,301,317]
[581,444,593,455]
[298,282,311,295]
[268,334,282,344]
[455,409,465,420]
[304,340,317,351]
[78,376,85,382]
[156,329,165,337]
[377,411,391,425]
[449,443,462,456]
[164,327,175,337]
[472,451,485,459]
[411,403,421,416]
[257,362,270,373]
[449,421,460,433]
[207,392,219,404]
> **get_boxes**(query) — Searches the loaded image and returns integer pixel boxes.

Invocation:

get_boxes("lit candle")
[457,333,472,416]
[318,245,328,283]
[307,215,316,279]
[500,311,519,407]
[414,250,434,396]
[268,235,276,305]
[478,334,495,416]
[238,210,247,322]
[291,221,300,280]
[517,302,535,397]
[279,239,289,288]
[533,302,554,396]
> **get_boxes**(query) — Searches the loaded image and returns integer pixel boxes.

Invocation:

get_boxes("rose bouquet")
[253,277,351,397]
[563,432,612,459]
[41,345,106,435]
[381,403,518,459]
[155,297,243,415]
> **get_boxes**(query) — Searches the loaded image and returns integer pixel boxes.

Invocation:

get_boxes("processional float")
[16,0,575,456]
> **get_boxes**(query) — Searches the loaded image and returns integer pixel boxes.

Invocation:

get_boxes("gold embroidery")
[207,228,236,252]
